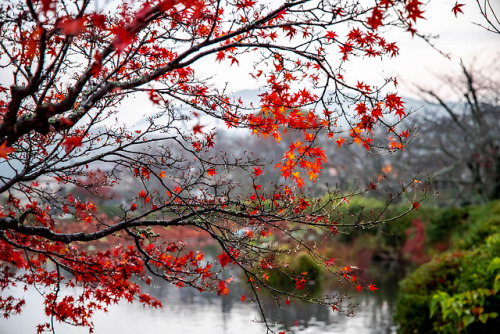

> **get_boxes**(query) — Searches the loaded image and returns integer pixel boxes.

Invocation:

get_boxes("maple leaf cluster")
[0,0,432,332]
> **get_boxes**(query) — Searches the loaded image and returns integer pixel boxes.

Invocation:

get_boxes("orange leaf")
[0,141,15,159]
[382,163,392,174]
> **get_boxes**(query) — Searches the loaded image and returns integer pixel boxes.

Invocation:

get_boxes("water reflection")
[0,261,402,334]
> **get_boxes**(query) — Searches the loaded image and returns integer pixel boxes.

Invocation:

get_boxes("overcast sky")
[195,0,500,101]
[388,0,500,99]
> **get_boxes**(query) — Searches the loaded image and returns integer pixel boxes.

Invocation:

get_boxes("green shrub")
[395,201,500,333]
[426,207,468,245]
[395,252,464,332]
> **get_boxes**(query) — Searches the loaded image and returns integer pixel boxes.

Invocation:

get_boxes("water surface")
[0,261,401,334]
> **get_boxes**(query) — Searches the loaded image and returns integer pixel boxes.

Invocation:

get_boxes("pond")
[0,261,405,334]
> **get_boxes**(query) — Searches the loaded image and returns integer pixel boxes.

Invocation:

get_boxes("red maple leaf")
[217,280,229,296]
[59,17,87,36]
[400,130,410,138]
[385,93,404,110]
[324,257,335,266]
[236,0,257,9]
[452,2,465,17]
[367,7,384,30]
[192,123,204,135]
[37,324,49,334]
[325,30,337,40]
[112,27,135,54]
[207,168,217,177]
[355,284,362,293]
[62,136,83,153]
[406,0,425,22]
[412,201,420,211]
[295,277,307,291]
[228,55,239,66]
[90,14,107,30]
[253,167,263,177]
[339,41,353,60]
[372,104,383,118]
[395,108,406,119]
[0,141,15,159]
[215,51,225,62]
[89,52,103,76]
[369,284,378,293]
[148,89,162,104]
[217,252,232,267]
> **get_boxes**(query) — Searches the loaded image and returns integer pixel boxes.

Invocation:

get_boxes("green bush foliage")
[426,207,468,245]
[395,201,500,333]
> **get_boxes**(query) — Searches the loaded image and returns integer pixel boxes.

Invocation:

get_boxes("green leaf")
[430,295,440,318]
[478,312,498,324]
[430,292,448,318]
[462,314,475,328]
[487,257,500,275]
[494,274,500,294]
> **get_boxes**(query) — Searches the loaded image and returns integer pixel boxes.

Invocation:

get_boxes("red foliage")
[58,16,87,36]
[62,136,84,153]
[403,220,431,264]
[452,2,465,17]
